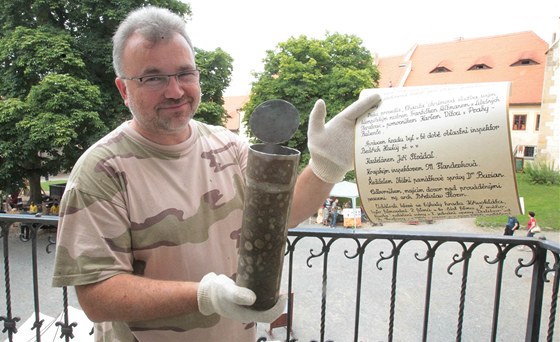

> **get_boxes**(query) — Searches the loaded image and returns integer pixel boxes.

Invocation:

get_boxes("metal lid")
[249,99,300,144]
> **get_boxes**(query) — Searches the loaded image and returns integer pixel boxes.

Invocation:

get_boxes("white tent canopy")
[329,181,359,198]
[329,181,360,228]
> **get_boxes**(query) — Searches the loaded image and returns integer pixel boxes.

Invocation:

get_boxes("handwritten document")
[356,82,522,223]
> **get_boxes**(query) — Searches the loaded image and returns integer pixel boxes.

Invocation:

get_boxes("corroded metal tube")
[236,143,300,310]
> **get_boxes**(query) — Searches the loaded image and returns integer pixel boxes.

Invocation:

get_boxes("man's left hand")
[307,93,381,184]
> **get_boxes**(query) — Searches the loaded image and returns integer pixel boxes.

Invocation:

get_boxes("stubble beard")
[128,96,196,135]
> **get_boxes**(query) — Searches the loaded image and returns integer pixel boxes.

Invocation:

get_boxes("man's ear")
[115,78,129,106]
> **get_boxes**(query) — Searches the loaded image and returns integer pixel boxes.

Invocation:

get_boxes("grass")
[41,180,67,192]
[476,172,560,231]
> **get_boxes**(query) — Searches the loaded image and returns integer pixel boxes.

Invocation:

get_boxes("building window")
[510,59,539,66]
[512,115,526,130]
[524,146,536,158]
[468,64,491,70]
[535,114,540,131]
[430,66,451,73]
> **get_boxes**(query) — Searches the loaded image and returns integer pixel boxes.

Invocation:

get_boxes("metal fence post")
[525,244,547,342]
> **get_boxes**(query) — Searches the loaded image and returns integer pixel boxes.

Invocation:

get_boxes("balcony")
[1,214,558,341]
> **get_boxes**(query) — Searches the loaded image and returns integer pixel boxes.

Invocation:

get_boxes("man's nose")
[164,76,185,98]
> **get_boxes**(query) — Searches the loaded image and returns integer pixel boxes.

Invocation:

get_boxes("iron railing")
[1,214,558,342]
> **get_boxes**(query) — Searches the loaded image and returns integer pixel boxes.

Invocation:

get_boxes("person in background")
[28,202,38,214]
[51,6,381,341]
[526,211,538,237]
[503,214,519,236]
[49,201,59,216]
[329,198,340,227]
[322,197,332,225]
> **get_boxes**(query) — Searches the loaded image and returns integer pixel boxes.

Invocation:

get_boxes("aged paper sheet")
[356,82,521,224]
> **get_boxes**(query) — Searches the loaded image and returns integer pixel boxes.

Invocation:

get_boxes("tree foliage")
[195,47,234,125]
[0,0,233,204]
[0,26,86,99]
[0,74,106,203]
[243,33,379,174]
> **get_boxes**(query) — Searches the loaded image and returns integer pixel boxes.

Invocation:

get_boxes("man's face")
[115,32,201,143]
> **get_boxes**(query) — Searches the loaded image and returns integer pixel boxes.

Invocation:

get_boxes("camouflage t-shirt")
[52,120,254,341]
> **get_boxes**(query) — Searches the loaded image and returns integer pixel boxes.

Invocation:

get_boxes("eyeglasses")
[120,69,200,90]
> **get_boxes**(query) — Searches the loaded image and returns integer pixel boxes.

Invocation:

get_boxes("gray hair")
[112,6,194,77]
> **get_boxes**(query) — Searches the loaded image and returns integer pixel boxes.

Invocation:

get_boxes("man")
[52,6,380,341]
[503,214,519,236]
[329,198,340,227]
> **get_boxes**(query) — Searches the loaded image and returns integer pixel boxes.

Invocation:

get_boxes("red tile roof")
[377,31,549,105]
[377,55,410,88]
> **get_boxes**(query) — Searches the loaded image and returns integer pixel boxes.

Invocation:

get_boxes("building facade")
[537,38,560,168]
[376,31,557,168]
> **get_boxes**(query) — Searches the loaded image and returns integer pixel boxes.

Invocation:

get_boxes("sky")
[184,0,560,96]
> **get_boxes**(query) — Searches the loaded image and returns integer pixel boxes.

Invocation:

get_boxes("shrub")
[524,161,560,185]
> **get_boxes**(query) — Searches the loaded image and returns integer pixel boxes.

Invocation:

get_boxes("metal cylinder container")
[236,143,300,310]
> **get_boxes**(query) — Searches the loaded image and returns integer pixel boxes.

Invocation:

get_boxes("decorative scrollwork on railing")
[343,237,366,260]
[47,235,57,254]
[306,236,329,268]
[484,243,512,265]
[31,318,45,332]
[1,215,558,342]
[515,247,538,277]
[447,241,478,275]
[55,320,78,339]
[543,253,559,282]
[376,239,398,271]
[285,237,294,255]
[285,235,304,259]
[0,315,20,334]
[414,240,442,261]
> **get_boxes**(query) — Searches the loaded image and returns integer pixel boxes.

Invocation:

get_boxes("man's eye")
[142,76,166,84]
[177,72,197,82]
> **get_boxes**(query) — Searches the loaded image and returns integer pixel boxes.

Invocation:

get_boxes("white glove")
[308,93,381,183]
[197,272,287,323]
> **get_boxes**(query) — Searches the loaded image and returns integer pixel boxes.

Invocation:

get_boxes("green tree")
[0,99,28,200]
[0,22,107,205]
[0,74,106,205]
[0,26,87,99]
[195,47,234,125]
[243,33,380,176]
[0,1,233,205]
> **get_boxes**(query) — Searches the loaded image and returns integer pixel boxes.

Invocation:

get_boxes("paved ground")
[1,218,558,341]
[259,218,559,341]
[0,226,83,341]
